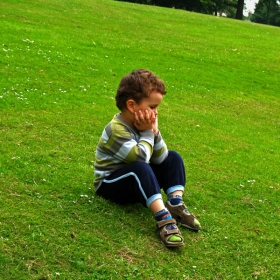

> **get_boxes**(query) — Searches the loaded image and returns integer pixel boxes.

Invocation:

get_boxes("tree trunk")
[235,0,244,19]
[266,0,272,24]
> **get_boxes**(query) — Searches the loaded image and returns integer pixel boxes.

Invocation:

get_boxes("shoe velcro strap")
[163,228,179,236]
[156,218,177,229]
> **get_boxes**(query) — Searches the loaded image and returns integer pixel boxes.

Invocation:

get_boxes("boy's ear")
[126,99,136,113]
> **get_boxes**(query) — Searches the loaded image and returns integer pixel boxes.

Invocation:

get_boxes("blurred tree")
[208,0,238,17]
[116,0,242,19]
[251,0,280,26]
[235,0,245,19]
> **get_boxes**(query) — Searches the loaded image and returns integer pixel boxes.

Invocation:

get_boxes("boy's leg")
[97,161,184,247]
[150,151,202,231]
[150,150,186,195]
[96,161,162,208]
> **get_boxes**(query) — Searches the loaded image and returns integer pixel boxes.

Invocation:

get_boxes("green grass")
[1,0,280,279]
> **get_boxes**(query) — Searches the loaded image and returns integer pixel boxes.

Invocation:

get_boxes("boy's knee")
[130,161,153,174]
[168,150,183,162]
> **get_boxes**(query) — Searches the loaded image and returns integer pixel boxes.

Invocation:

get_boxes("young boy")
[94,69,201,248]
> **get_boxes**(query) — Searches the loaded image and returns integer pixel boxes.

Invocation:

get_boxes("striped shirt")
[94,113,168,191]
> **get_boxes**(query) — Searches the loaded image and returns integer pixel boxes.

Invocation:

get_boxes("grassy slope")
[1,0,279,279]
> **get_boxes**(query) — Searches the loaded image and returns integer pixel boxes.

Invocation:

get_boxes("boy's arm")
[150,131,168,164]
[101,120,155,164]
[122,129,155,163]
[149,114,168,164]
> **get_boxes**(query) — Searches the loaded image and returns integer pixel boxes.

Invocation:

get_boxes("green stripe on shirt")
[94,113,168,190]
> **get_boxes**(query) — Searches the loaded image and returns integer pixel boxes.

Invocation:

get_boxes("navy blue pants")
[96,151,186,208]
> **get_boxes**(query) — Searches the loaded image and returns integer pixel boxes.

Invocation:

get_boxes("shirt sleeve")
[150,131,168,164]
[102,120,155,164]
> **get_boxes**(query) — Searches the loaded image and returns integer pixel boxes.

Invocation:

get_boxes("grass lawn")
[1,0,279,279]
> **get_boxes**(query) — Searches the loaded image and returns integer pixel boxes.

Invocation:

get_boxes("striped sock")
[168,195,183,205]
[154,208,172,221]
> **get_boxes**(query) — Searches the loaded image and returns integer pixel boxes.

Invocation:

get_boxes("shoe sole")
[174,216,202,232]
[161,241,185,248]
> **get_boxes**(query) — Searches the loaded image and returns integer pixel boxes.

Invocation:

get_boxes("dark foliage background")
[117,0,280,26]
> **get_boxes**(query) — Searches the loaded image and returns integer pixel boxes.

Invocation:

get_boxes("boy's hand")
[152,114,159,135]
[134,110,154,131]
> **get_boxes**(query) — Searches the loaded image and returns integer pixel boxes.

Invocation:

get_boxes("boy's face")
[134,91,163,116]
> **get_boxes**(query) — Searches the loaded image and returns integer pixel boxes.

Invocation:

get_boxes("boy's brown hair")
[115,69,166,110]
